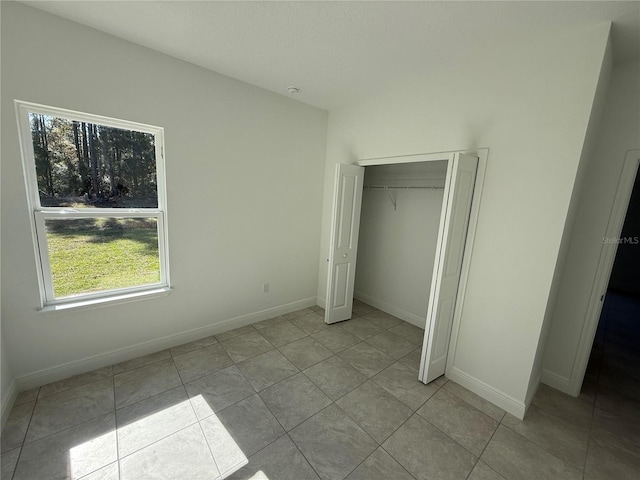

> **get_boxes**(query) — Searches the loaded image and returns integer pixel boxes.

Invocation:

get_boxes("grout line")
[115,365,196,464]
[339,393,404,445]
[371,423,423,480]
[369,444,420,480]
[247,364,301,395]
[188,388,224,479]
[168,338,220,359]
[296,402,379,479]
[36,373,113,401]
[112,374,122,480]
[499,422,586,474]
[231,357,298,428]
[34,386,42,403]
[11,391,44,450]
[421,411,482,460]
[300,368,364,404]
[7,445,23,480]
[285,432,327,480]
[15,411,115,456]
[214,323,261,345]
[112,352,173,377]
[275,344,333,371]
[377,411,425,477]
[251,393,290,433]
[117,422,200,463]
[464,419,503,479]
[173,362,189,386]
[411,382,503,462]
[219,363,301,472]
[194,419,224,478]
[334,442,375,479]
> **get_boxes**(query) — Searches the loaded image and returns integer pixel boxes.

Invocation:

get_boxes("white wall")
[355,185,444,327]
[525,39,613,404]
[1,3,327,387]
[317,23,611,416]
[543,60,640,389]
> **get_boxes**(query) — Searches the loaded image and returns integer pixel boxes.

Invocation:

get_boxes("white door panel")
[325,164,364,324]
[420,153,478,383]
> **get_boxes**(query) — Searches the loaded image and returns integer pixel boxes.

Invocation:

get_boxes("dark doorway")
[582,167,640,421]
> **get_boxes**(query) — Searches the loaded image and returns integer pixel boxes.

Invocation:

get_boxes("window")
[16,101,170,309]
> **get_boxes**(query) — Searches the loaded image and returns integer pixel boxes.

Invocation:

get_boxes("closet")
[324,151,482,384]
[354,161,447,329]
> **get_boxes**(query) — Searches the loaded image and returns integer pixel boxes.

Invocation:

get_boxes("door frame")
[356,148,488,382]
[568,149,640,396]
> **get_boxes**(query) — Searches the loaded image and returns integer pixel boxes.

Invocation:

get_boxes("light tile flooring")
[1,300,637,479]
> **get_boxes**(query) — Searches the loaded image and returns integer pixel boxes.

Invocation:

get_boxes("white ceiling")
[22,1,640,110]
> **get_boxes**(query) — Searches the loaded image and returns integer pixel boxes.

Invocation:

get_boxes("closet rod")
[363,185,445,190]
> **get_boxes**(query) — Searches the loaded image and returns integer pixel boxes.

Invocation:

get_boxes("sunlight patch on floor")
[67,395,248,479]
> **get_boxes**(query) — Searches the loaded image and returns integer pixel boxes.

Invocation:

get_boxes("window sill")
[40,287,172,313]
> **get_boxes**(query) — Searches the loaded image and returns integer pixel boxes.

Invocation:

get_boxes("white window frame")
[15,100,171,311]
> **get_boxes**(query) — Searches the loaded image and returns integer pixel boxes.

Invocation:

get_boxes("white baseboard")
[541,369,571,395]
[354,292,426,328]
[447,366,527,419]
[525,371,542,411]
[317,297,326,309]
[15,297,317,392]
[1,379,18,430]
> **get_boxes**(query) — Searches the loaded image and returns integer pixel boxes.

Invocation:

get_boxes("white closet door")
[420,153,478,383]
[325,163,365,324]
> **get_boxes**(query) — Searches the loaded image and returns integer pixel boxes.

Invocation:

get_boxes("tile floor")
[1,300,638,479]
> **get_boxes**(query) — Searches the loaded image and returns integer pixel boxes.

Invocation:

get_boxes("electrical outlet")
[263,282,269,293]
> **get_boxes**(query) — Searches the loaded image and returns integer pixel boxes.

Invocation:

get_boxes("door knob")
[343,253,348,258]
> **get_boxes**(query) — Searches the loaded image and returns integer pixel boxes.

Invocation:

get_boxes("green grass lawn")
[46,218,160,298]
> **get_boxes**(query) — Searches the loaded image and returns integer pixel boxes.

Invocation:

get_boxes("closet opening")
[354,161,447,332]
[324,150,486,385]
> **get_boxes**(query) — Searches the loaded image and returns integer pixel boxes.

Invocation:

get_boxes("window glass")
[29,113,158,208]
[44,217,160,298]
